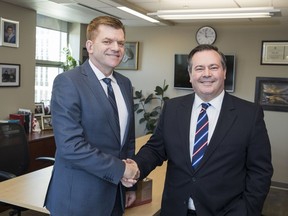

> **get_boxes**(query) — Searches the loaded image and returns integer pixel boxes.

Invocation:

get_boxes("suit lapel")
[176,94,196,172]
[114,72,133,146]
[81,62,121,144]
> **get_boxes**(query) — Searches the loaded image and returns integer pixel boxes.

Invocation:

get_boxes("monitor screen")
[174,54,236,92]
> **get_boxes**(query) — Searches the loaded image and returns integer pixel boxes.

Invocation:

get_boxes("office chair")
[0,123,54,216]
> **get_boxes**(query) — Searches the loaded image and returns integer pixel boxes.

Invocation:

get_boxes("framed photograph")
[261,41,288,65]
[0,63,20,87]
[34,102,45,116]
[0,18,19,48]
[33,116,42,132]
[116,41,139,70]
[255,77,288,112]
[41,115,53,130]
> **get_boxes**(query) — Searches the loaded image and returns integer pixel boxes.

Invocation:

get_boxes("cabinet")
[27,130,56,172]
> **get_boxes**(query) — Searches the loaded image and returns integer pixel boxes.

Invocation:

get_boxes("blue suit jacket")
[44,60,135,215]
[134,92,273,216]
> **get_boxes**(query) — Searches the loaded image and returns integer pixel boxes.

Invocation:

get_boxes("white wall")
[0,2,36,116]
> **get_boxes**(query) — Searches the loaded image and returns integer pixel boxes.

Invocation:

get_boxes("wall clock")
[196,26,217,45]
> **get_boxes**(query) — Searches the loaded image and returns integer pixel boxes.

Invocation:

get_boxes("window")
[35,15,68,103]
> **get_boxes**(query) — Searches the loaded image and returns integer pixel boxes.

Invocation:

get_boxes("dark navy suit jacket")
[134,92,273,216]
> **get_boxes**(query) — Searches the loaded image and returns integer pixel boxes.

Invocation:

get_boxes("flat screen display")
[174,54,236,92]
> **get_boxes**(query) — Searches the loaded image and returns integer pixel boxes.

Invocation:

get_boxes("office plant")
[134,80,169,134]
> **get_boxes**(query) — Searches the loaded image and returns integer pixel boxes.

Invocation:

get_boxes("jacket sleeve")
[244,105,273,215]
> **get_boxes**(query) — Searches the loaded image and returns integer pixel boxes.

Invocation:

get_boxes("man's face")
[189,50,226,102]
[86,25,125,75]
[7,27,13,35]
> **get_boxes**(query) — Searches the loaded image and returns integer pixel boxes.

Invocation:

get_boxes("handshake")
[121,159,140,187]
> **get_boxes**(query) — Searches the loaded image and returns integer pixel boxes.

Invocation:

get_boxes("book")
[0,119,21,124]
[18,109,33,133]
[9,114,25,125]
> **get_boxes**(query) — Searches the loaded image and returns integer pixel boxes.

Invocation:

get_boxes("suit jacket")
[134,92,273,216]
[44,60,135,216]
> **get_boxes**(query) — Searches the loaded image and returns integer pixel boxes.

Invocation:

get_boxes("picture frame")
[0,18,19,48]
[41,115,53,130]
[260,41,288,65]
[254,77,288,112]
[34,102,45,116]
[116,41,139,70]
[33,116,43,132]
[0,63,20,87]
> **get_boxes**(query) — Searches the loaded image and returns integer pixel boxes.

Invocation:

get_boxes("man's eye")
[195,67,204,71]
[118,42,125,47]
[210,66,219,71]
[103,40,112,45]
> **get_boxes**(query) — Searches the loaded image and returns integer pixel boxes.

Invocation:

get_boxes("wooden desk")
[0,166,51,214]
[27,130,56,172]
[0,135,166,215]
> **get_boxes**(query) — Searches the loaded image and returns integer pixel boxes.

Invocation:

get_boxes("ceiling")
[1,0,288,26]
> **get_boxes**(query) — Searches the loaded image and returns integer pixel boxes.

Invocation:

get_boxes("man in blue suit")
[132,45,273,216]
[44,16,139,216]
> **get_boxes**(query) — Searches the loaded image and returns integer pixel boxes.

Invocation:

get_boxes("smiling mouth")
[107,53,120,58]
[201,80,214,85]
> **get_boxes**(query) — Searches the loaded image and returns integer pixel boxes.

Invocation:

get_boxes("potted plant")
[61,47,80,71]
[134,80,169,134]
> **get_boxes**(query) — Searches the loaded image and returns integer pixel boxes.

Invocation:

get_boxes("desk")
[0,166,51,214]
[27,130,56,172]
[0,134,166,215]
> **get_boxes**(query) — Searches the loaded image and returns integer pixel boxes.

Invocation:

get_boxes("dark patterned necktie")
[192,103,211,168]
[102,78,120,139]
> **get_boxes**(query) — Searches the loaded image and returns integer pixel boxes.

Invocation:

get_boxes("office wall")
[0,2,36,117]
[0,1,287,185]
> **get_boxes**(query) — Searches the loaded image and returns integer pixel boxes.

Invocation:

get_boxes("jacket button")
[192,177,196,182]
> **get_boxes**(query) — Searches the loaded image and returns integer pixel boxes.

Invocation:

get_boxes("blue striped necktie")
[102,78,120,139]
[192,103,211,168]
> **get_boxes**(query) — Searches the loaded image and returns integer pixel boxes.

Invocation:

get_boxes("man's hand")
[121,159,140,187]
[125,191,136,208]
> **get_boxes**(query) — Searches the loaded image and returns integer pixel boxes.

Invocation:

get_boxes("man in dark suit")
[4,25,16,43]
[132,45,273,216]
[44,16,139,216]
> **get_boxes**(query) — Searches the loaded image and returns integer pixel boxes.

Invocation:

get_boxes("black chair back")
[0,123,29,181]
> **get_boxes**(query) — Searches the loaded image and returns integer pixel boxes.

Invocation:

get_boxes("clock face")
[196,26,217,45]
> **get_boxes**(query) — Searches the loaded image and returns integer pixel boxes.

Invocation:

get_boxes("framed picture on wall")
[255,77,288,112]
[0,63,20,87]
[0,18,19,48]
[116,42,139,70]
[261,41,288,65]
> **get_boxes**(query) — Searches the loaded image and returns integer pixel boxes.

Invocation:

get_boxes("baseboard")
[271,181,288,189]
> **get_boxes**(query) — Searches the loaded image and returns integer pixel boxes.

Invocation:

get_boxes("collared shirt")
[88,60,128,145]
[188,90,225,210]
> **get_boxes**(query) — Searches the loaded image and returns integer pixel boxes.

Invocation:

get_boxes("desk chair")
[0,123,54,216]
